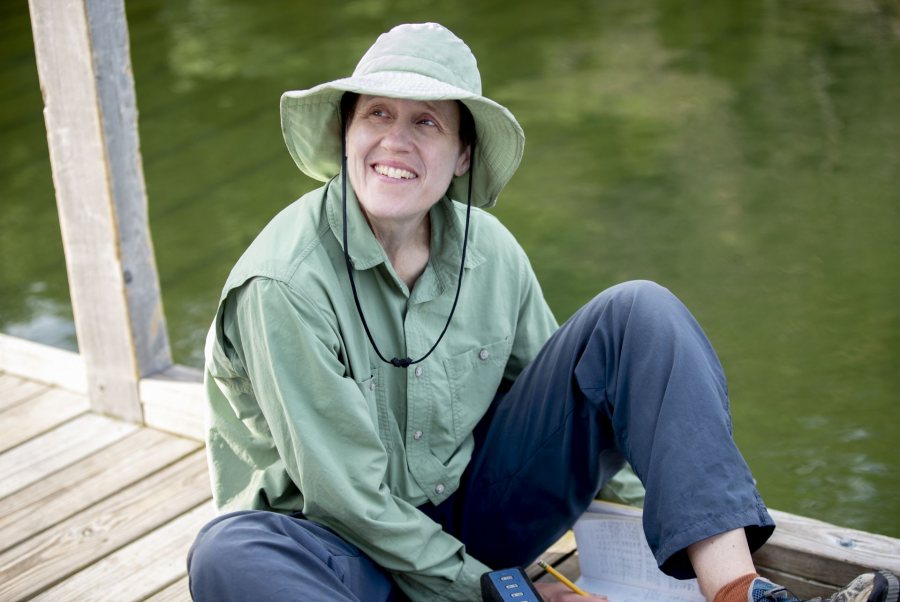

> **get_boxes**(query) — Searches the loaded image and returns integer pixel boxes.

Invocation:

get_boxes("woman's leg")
[188,510,402,602]
[422,280,774,581]
[687,528,757,599]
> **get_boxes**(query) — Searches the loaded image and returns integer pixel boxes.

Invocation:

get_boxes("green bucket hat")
[280,22,525,208]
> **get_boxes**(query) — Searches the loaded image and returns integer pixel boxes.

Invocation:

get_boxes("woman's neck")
[364,210,431,290]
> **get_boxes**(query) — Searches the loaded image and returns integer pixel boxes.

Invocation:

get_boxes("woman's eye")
[418,118,437,127]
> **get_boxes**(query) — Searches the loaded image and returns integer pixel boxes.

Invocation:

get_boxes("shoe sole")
[876,570,899,602]
[829,572,899,602]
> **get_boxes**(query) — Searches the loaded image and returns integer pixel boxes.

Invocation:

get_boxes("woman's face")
[345,95,471,226]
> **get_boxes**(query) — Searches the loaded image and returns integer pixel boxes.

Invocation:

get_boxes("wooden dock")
[0,371,210,601]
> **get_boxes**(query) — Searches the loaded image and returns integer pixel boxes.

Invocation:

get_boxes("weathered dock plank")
[0,413,138,498]
[30,502,215,602]
[0,427,200,552]
[0,386,90,453]
[0,449,210,600]
[0,372,51,410]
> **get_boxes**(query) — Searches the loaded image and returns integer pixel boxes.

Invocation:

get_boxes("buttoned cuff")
[439,554,491,602]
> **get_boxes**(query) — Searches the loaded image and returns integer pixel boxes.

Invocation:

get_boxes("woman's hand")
[533,581,609,601]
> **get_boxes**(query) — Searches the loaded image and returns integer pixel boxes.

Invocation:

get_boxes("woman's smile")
[346,95,470,226]
[372,163,417,181]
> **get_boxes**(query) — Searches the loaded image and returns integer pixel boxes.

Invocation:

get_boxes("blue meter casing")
[480,567,543,602]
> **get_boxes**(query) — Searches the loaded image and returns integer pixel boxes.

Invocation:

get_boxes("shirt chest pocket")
[430,337,511,464]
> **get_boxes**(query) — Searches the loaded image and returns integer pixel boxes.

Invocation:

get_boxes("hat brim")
[280,71,524,208]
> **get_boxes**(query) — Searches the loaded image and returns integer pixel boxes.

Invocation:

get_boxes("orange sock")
[714,572,760,602]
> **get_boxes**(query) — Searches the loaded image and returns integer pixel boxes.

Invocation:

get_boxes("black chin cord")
[341,131,475,369]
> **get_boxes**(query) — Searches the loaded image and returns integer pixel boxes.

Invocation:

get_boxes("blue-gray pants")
[188,281,775,601]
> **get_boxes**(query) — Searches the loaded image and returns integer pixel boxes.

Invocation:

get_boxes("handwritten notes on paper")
[573,501,705,602]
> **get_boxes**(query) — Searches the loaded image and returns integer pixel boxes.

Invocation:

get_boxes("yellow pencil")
[537,559,589,597]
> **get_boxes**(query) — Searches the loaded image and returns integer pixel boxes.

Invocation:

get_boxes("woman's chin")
[359,200,433,226]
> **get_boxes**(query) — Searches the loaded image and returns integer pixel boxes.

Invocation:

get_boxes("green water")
[1,0,898,538]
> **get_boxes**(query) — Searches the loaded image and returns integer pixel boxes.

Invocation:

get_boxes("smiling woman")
[343,95,472,287]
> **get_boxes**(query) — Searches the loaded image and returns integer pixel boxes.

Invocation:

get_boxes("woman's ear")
[454,144,472,177]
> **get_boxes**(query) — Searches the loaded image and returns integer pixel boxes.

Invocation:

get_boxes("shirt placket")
[403,299,436,495]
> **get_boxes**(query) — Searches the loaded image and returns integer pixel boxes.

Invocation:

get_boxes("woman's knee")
[188,510,331,597]
[591,280,683,323]
[188,511,394,601]
[601,279,673,305]
[188,511,262,583]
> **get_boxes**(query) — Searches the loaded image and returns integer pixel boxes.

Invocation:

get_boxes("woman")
[188,23,897,602]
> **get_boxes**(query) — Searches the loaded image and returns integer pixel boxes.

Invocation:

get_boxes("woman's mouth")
[373,164,416,180]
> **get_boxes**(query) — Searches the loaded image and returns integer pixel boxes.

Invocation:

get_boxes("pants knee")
[602,279,673,306]
[590,280,683,326]
[188,512,256,589]
[188,511,396,602]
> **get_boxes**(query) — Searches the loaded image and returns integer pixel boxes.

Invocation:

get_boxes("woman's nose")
[381,122,414,151]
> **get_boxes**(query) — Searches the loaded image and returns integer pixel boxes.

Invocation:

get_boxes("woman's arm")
[214,277,491,601]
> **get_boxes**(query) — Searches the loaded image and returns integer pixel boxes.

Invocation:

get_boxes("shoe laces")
[759,586,811,602]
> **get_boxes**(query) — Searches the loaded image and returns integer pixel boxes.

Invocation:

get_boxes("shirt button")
[435,483,445,494]
[369,380,376,391]
[478,348,489,361]
[414,365,423,377]
[413,430,423,440]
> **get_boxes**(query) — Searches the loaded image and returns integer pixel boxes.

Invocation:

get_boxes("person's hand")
[533,581,609,601]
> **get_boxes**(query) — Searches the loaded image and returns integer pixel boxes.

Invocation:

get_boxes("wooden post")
[28,0,171,422]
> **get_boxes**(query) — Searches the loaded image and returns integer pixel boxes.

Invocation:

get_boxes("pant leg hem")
[655,503,776,579]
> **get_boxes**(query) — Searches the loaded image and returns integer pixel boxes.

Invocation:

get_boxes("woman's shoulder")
[448,201,524,254]
[447,203,532,278]
[222,185,333,295]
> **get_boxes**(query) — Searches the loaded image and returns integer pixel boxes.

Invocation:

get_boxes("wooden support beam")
[28,0,171,422]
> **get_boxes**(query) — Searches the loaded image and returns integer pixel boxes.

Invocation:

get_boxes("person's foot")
[749,571,899,602]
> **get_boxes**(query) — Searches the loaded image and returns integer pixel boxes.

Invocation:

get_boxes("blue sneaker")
[749,572,899,602]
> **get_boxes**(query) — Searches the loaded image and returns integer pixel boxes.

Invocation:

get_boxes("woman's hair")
[339,92,477,149]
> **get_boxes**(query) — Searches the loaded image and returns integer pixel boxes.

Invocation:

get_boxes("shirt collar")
[325,175,387,270]
[325,174,486,276]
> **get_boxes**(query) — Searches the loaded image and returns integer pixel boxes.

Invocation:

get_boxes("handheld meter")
[480,568,543,602]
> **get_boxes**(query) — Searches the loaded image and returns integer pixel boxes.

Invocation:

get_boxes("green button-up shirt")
[204,177,640,601]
